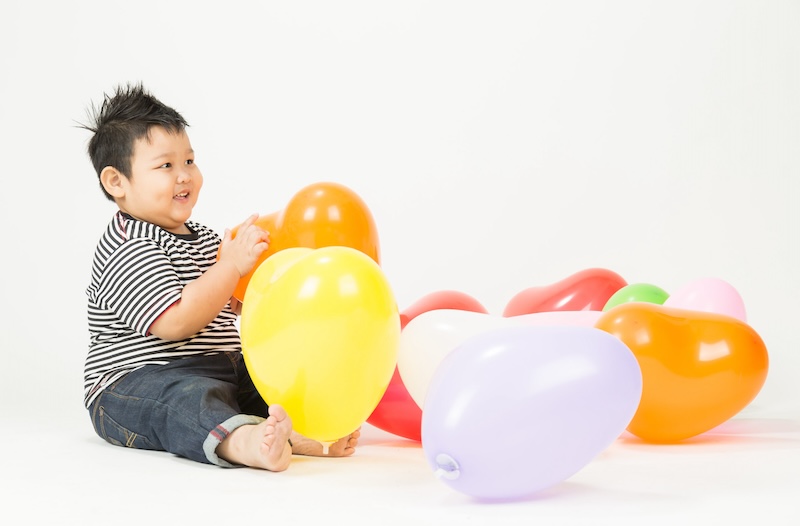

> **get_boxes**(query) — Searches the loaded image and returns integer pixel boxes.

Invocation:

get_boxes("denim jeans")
[89,351,270,467]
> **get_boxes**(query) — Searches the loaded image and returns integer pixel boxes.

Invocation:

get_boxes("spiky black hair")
[79,82,189,201]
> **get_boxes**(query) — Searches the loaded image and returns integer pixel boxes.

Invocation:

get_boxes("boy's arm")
[150,214,268,341]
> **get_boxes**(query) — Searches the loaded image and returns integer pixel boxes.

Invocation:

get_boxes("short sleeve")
[97,237,183,336]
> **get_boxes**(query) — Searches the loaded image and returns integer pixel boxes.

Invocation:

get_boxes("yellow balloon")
[242,247,314,307]
[240,246,400,443]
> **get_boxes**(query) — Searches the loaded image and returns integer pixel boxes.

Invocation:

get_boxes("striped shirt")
[84,211,241,408]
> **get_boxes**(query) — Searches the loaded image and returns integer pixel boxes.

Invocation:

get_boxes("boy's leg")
[89,353,267,467]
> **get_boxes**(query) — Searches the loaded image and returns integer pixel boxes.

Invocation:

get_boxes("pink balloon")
[663,277,747,322]
[422,326,642,501]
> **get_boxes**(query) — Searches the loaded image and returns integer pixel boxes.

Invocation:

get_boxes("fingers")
[241,214,270,242]
[231,215,270,248]
[227,213,262,241]
[240,212,260,229]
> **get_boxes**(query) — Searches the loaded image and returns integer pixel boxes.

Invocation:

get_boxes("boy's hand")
[219,213,270,277]
[230,297,243,316]
[152,214,268,341]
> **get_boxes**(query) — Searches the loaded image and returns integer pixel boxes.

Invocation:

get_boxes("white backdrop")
[1,0,797,465]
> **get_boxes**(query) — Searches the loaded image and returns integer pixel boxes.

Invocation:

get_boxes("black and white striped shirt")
[84,211,241,408]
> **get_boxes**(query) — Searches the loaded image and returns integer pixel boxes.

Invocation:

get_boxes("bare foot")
[216,405,293,471]
[290,427,361,457]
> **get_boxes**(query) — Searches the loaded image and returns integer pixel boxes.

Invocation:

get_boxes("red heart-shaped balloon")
[595,303,769,443]
[367,290,488,441]
[503,268,627,316]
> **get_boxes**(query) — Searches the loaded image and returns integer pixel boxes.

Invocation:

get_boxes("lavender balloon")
[421,326,642,501]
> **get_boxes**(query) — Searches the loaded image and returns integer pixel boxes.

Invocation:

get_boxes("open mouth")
[174,192,189,199]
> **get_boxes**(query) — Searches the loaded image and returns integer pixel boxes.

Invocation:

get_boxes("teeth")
[175,193,188,198]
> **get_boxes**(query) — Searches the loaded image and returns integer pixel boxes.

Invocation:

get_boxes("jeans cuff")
[203,414,266,467]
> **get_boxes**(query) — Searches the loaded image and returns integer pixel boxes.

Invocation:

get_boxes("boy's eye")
[160,163,172,168]
[186,159,194,165]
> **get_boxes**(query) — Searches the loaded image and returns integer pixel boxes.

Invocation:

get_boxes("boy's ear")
[100,166,126,198]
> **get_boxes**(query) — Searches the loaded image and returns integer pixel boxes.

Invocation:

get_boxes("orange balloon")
[595,303,768,443]
[227,212,279,302]
[278,182,380,262]
[224,182,380,301]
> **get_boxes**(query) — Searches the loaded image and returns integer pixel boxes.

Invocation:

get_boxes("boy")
[81,83,358,471]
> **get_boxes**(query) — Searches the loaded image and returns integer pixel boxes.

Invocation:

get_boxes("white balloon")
[512,310,603,327]
[397,310,523,409]
[397,309,606,409]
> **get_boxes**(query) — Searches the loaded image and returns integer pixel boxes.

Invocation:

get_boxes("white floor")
[9,402,799,525]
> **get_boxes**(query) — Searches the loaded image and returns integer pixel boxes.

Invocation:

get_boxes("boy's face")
[115,126,203,234]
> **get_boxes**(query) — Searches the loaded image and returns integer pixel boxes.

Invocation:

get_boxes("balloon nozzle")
[434,453,460,480]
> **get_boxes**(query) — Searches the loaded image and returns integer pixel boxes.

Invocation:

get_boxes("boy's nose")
[177,169,192,183]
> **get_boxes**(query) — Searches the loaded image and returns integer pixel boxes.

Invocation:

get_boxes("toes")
[268,404,288,421]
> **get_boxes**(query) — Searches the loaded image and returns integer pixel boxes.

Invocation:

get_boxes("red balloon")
[365,367,424,442]
[399,289,489,329]
[503,268,627,316]
[367,290,488,441]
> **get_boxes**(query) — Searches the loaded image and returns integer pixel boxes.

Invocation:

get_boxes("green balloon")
[602,283,670,311]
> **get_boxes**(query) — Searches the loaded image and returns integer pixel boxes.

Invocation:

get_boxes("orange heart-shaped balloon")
[227,182,380,301]
[503,268,627,316]
[595,303,769,443]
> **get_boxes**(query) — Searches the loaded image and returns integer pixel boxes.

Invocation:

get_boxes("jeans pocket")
[94,404,159,451]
